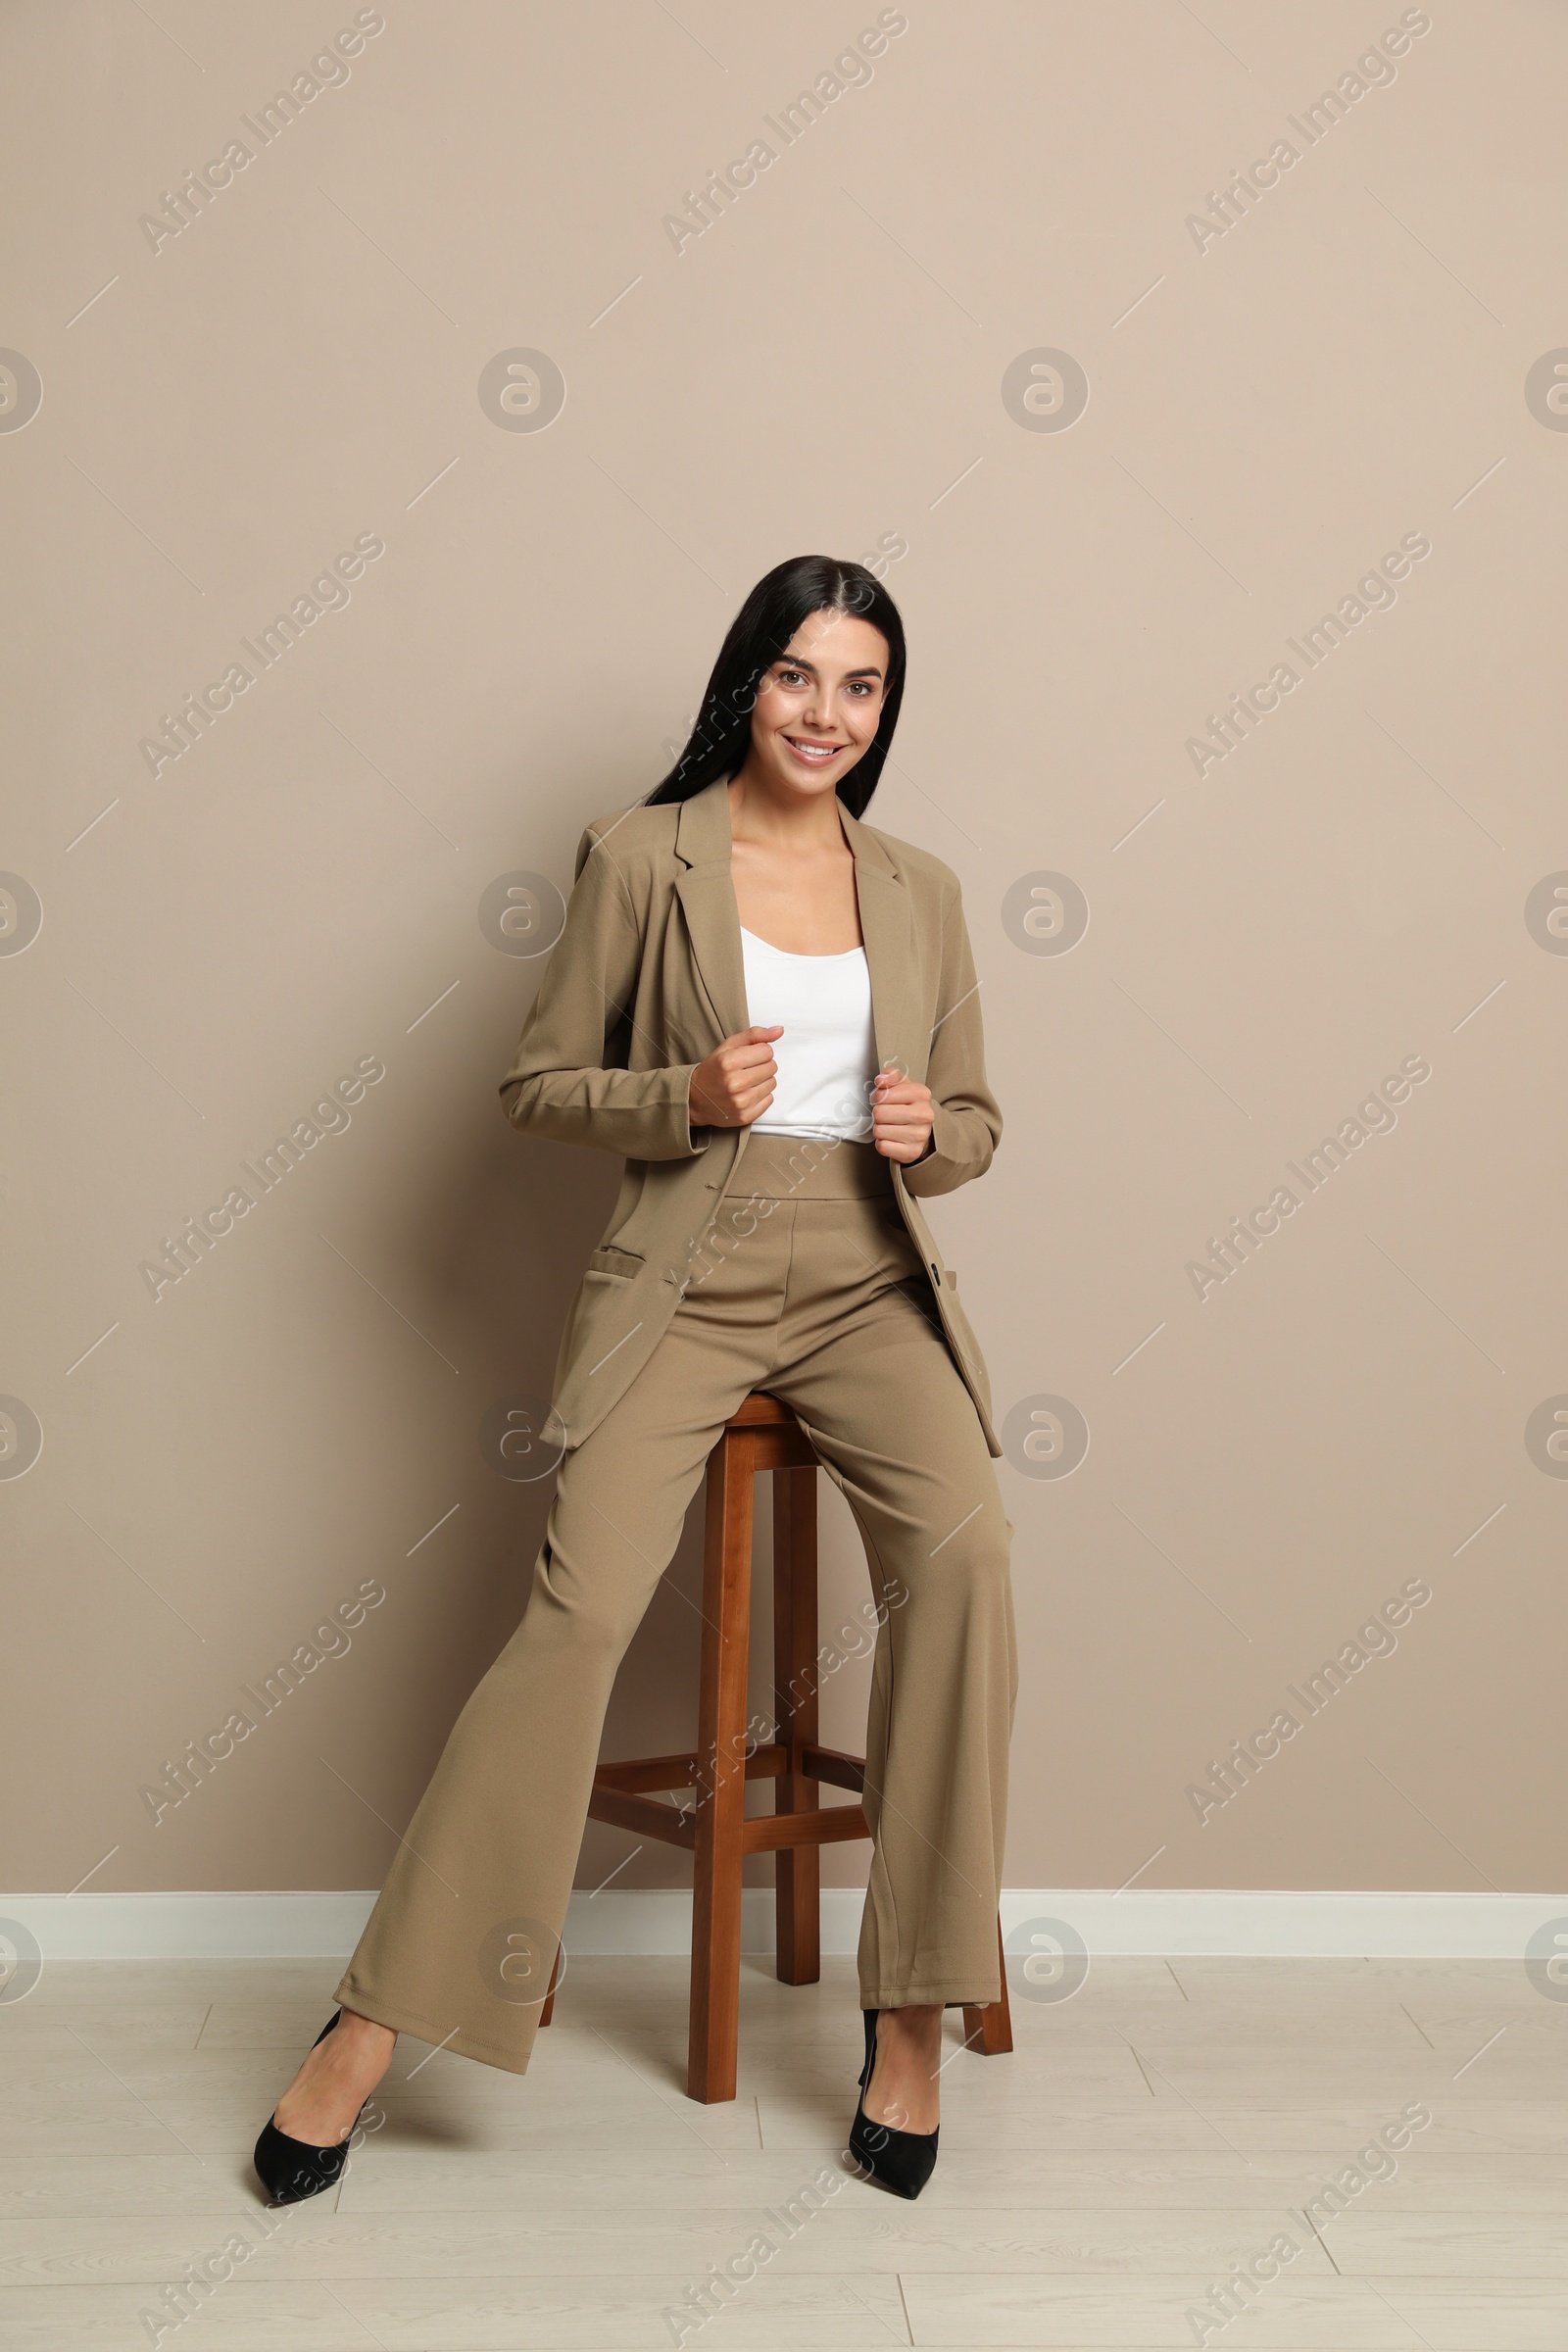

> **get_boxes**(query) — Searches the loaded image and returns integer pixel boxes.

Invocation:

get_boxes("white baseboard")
[3,1886,1563,1963]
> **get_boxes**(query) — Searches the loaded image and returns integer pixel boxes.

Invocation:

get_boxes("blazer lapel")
[674,780,749,1047]
[840,804,914,1082]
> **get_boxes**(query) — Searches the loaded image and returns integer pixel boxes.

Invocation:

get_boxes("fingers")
[690,1027,785,1126]
[871,1072,932,1163]
[723,1038,781,1074]
[721,1053,778,1120]
[705,1088,775,1128]
[872,1068,928,1100]
[693,1052,778,1125]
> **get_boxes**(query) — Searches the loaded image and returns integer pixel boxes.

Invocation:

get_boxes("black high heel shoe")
[252,2012,369,2205]
[846,2008,939,2199]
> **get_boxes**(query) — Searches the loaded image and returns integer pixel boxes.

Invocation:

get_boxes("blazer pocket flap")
[587,1244,645,1280]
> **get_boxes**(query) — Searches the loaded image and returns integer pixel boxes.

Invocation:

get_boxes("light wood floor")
[1,1951,1562,2346]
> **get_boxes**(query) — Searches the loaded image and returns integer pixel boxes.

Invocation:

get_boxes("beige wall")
[3,0,1562,1906]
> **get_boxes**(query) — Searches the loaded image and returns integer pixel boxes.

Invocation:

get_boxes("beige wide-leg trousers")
[334,1133,1017,2075]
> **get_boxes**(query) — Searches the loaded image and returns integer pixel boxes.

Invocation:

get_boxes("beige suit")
[500,774,1004,1457]
[333,779,1015,2075]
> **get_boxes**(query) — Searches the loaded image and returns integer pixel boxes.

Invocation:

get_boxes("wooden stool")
[537,1390,1013,2102]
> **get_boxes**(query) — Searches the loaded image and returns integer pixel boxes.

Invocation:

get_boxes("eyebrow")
[773,656,885,680]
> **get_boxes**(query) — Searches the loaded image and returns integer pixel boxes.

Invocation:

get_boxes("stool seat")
[539,1388,1012,2101]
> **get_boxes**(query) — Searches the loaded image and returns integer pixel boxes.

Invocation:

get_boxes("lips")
[782,736,845,764]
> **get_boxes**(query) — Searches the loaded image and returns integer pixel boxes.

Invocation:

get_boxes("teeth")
[787,740,839,759]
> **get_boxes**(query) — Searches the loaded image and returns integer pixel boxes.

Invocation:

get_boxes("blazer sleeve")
[902,876,1003,1199]
[497,825,707,1161]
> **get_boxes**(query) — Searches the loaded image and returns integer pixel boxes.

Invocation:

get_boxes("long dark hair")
[645,554,906,816]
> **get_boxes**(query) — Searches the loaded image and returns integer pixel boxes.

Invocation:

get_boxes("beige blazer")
[498,775,1004,1458]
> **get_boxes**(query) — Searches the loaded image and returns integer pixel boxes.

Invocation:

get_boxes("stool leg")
[961,1914,1015,2056]
[772,1463,820,1987]
[538,1943,561,2029]
[688,1431,755,2103]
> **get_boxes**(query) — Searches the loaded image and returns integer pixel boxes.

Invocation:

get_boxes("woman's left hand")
[870,1067,934,1162]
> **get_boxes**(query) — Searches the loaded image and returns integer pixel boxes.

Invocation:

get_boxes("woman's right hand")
[688,1026,783,1129]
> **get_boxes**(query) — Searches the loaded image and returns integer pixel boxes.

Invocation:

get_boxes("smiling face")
[743,607,890,802]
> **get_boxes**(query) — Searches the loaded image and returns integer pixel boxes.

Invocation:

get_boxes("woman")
[255,554,1016,2205]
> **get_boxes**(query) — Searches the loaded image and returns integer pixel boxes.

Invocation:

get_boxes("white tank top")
[739,926,877,1142]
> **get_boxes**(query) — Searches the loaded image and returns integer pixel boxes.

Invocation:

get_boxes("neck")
[725,769,849,852]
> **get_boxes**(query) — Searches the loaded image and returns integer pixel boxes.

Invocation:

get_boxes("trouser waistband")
[724,1131,895,1200]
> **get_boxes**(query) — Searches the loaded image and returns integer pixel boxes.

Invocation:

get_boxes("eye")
[775,665,808,687]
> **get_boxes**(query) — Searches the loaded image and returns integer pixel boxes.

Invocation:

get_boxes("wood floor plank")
[1323,2214,1568,2277]
[901,2271,1568,2347]
[329,2145,1568,2216]
[0,2206,1350,2282]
